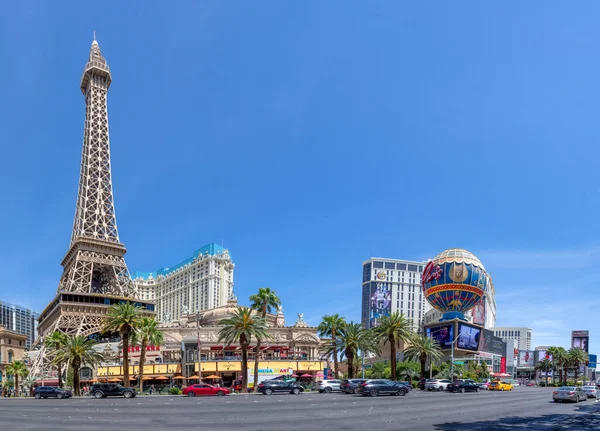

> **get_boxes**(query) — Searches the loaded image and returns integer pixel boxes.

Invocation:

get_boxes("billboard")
[471,297,486,326]
[572,330,589,353]
[426,324,455,349]
[369,282,392,328]
[500,357,506,374]
[518,350,534,367]
[480,329,506,356]
[536,350,552,362]
[457,323,481,351]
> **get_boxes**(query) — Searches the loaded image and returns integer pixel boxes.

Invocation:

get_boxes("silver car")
[582,386,600,398]
[425,379,452,391]
[318,379,342,393]
[553,386,587,403]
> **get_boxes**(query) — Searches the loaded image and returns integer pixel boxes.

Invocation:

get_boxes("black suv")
[358,380,408,397]
[256,380,304,395]
[90,383,137,399]
[340,379,366,394]
[33,386,72,399]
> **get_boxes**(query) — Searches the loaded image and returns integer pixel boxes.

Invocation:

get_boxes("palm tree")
[535,358,553,385]
[218,307,271,392]
[568,348,588,383]
[547,346,567,385]
[403,334,443,380]
[327,322,378,379]
[317,314,346,379]
[131,317,164,393]
[1,379,14,397]
[44,331,68,388]
[6,360,29,397]
[249,288,281,392]
[102,303,142,388]
[53,335,105,396]
[374,312,415,381]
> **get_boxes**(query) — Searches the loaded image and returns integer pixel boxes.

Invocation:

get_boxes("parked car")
[418,378,431,390]
[257,380,304,395]
[476,382,489,390]
[318,379,342,393]
[553,386,587,403]
[489,381,514,391]
[358,380,408,397]
[397,381,413,391]
[581,386,600,398]
[448,381,481,393]
[182,384,230,397]
[425,379,452,391]
[89,383,137,399]
[33,386,72,399]
[340,379,366,394]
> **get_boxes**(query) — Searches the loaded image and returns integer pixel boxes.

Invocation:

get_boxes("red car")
[182,384,230,397]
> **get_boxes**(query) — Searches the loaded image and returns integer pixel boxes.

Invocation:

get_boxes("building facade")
[491,327,532,351]
[133,244,234,323]
[0,326,27,382]
[95,298,326,388]
[0,300,39,350]
[361,258,431,330]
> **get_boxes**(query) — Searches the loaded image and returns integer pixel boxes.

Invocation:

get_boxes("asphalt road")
[1,387,599,431]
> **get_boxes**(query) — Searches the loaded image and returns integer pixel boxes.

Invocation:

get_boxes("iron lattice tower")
[35,38,153,354]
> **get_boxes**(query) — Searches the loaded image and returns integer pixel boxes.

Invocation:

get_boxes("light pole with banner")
[450,333,461,381]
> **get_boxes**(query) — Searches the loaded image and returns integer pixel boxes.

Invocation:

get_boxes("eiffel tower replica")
[34,37,154,358]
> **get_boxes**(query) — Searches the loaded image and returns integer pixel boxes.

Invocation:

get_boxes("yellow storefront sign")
[297,361,323,371]
[194,362,217,372]
[218,361,241,372]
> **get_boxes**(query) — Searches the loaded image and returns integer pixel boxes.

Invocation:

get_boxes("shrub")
[168,387,182,395]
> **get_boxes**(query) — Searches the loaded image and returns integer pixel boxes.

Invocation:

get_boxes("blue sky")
[1,2,598,353]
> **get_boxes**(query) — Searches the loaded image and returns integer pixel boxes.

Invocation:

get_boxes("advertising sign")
[426,324,455,349]
[472,297,486,326]
[536,350,552,362]
[589,354,597,369]
[572,330,590,353]
[500,357,506,374]
[518,350,534,367]
[457,323,481,351]
[369,282,391,328]
[480,329,506,356]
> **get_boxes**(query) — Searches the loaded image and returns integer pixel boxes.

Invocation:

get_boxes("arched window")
[8,350,14,363]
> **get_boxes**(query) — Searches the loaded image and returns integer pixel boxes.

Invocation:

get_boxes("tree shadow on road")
[433,403,600,430]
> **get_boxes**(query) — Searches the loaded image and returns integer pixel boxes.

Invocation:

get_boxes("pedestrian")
[149,384,155,395]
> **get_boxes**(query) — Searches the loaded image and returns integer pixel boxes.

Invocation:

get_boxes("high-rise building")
[133,244,234,322]
[0,300,39,350]
[491,327,532,351]
[361,258,430,330]
[34,38,154,377]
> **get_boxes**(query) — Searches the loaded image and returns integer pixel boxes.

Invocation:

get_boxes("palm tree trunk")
[57,362,63,388]
[420,353,427,379]
[253,338,261,392]
[139,339,147,393]
[348,354,355,379]
[574,362,578,383]
[73,363,81,397]
[122,328,130,388]
[332,328,338,378]
[14,375,19,397]
[390,334,397,381]
[241,345,248,392]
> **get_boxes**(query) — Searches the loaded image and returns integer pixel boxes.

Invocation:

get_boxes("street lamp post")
[196,313,202,382]
[450,334,461,381]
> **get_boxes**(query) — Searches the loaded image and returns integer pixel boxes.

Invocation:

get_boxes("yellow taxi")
[489,381,514,391]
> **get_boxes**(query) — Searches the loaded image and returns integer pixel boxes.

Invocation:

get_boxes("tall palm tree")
[131,317,164,393]
[249,288,281,392]
[535,358,553,384]
[568,348,588,383]
[53,335,105,396]
[218,307,271,392]
[317,314,346,379]
[403,334,443,379]
[547,346,567,385]
[1,379,13,397]
[374,312,415,381]
[6,360,29,397]
[102,303,142,388]
[327,322,378,379]
[44,331,68,388]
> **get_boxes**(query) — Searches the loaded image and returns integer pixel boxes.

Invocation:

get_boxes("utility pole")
[450,334,461,381]
[197,313,202,382]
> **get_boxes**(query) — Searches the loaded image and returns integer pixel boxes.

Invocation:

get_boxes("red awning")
[210,346,224,350]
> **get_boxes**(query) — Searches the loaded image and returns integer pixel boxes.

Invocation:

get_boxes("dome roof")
[432,248,485,271]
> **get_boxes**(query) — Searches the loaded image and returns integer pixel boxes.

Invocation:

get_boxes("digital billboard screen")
[426,324,454,349]
[472,297,486,326]
[572,330,589,353]
[518,350,534,367]
[457,323,481,351]
[368,282,391,328]
[480,329,506,356]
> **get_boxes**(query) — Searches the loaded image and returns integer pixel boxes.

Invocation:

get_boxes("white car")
[582,386,600,398]
[318,379,342,393]
[425,379,452,391]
